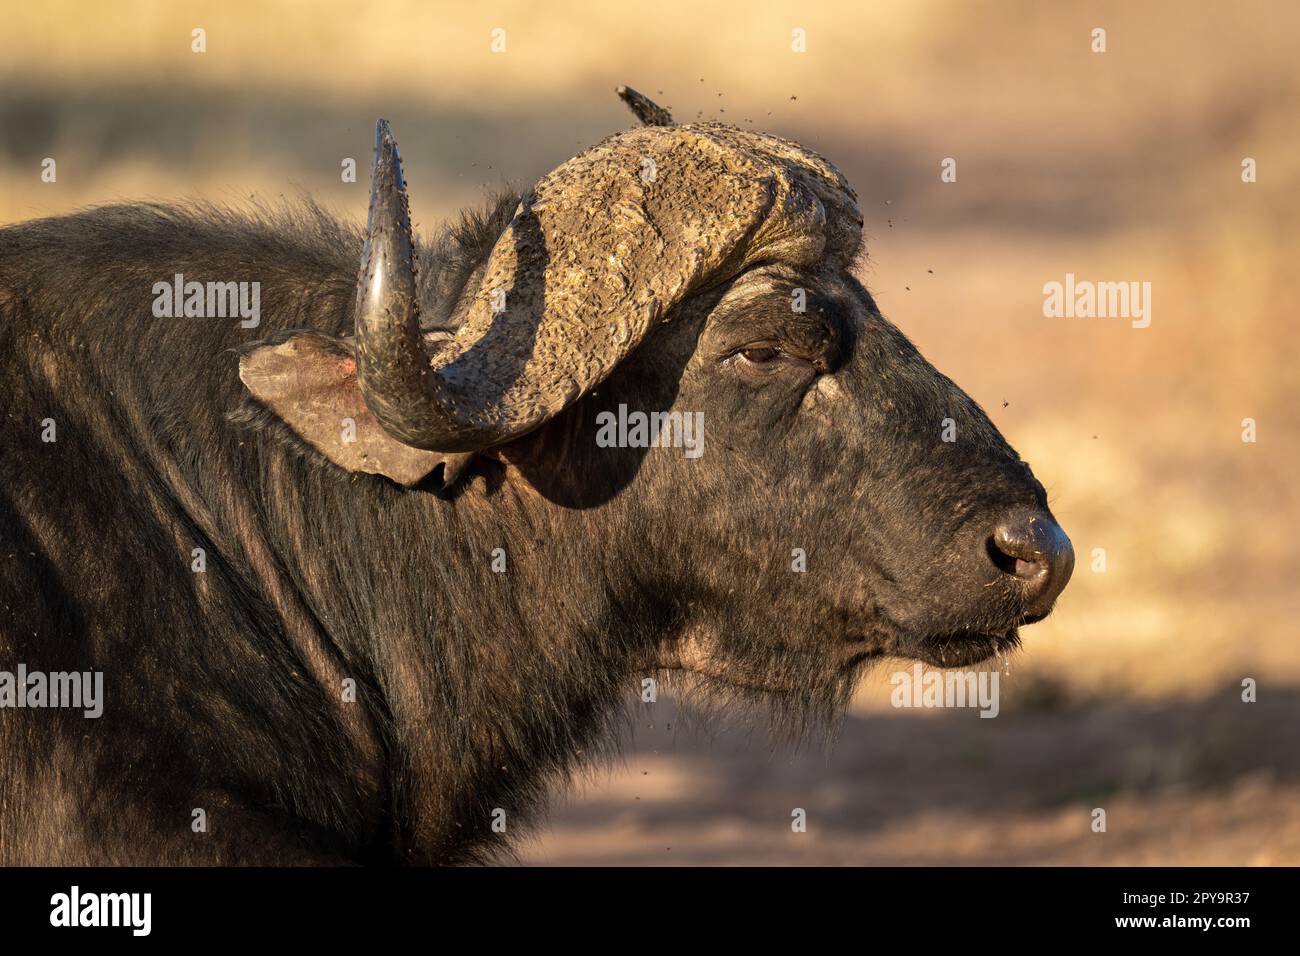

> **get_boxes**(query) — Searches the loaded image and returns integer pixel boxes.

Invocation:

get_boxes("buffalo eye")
[739,347,781,365]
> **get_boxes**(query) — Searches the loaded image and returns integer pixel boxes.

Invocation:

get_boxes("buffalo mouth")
[911,628,1022,668]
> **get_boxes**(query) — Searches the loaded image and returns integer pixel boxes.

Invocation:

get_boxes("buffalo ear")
[237,331,471,488]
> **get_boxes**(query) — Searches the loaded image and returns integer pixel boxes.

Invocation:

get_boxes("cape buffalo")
[0,89,1072,864]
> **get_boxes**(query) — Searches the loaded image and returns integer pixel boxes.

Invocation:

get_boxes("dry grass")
[4,0,1297,864]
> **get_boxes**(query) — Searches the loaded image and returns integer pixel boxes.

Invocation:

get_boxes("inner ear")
[236,330,470,488]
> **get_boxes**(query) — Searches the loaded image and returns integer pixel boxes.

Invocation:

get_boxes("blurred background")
[4,0,1297,864]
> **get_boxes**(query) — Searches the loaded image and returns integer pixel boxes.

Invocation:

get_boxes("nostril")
[988,509,1076,615]
[986,536,1030,577]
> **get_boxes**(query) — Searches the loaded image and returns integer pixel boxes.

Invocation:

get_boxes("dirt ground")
[519,687,1300,865]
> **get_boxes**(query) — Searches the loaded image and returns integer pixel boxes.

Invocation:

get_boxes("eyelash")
[722,305,842,372]
[739,347,781,364]
[732,345,824,372]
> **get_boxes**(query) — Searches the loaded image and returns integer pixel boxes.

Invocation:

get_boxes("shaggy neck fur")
[252,450,665,863]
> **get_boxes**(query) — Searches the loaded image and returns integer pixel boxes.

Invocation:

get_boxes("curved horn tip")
[355,116,497,453]
[616,85,675,127]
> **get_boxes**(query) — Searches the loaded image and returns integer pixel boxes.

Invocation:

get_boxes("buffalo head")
[239,95,1072,712]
